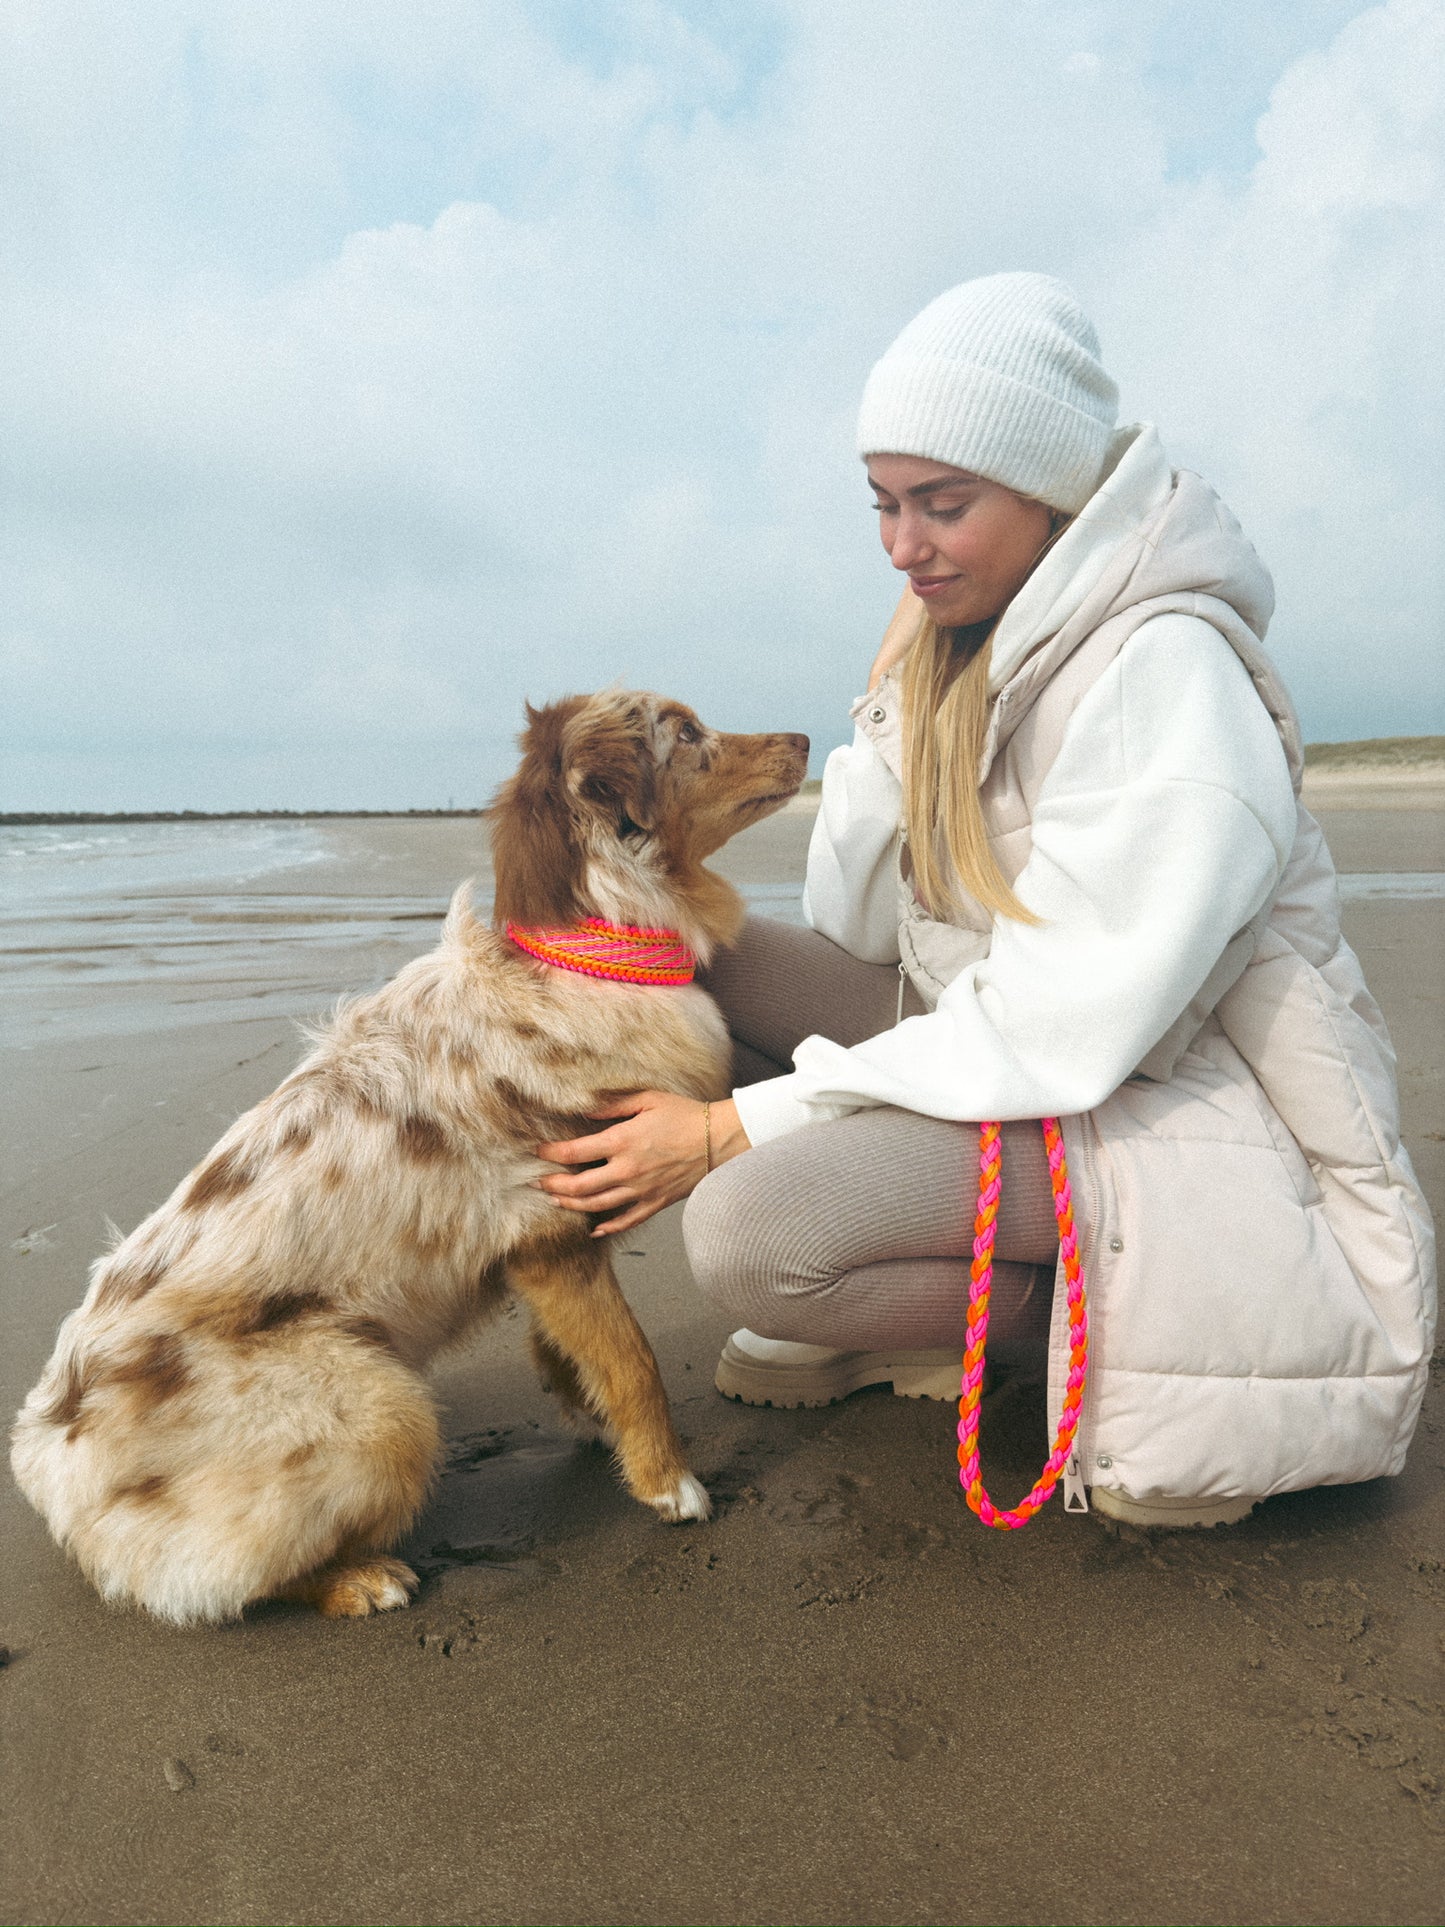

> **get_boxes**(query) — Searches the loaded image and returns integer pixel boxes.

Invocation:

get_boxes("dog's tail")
[442,879,482,947]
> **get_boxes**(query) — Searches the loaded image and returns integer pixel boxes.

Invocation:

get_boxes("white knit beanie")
[856,272,1119,515]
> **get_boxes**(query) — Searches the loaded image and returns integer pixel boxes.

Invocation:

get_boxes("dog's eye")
[676,721,700,745]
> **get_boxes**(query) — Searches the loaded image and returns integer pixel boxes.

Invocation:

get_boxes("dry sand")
[2,788,1443,1927]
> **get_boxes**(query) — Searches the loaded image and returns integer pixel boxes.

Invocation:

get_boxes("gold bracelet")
[702,1099,712,1174]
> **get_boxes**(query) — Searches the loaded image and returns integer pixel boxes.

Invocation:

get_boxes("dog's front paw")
[646,1473,712,1524]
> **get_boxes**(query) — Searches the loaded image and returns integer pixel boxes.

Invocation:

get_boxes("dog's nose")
[784,733,810,755]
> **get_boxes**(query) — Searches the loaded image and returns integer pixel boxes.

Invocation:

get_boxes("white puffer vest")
[894,464,1436,1503]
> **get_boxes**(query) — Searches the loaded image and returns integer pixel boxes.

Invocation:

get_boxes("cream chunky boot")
[714,1330,961,1408]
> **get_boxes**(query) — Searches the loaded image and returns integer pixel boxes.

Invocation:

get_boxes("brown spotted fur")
[11,693,807,1623]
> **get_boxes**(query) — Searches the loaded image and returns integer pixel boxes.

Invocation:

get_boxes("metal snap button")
[868,706,886,724]
[1108,1237,1124,1253]
[1096,1455,1113,1470]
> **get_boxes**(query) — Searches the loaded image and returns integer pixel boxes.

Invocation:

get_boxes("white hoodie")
[733,426,1297,1146]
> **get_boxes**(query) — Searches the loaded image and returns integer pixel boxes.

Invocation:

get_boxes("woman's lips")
[909,574,961,600]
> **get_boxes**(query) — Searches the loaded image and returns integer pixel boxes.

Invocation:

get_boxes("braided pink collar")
[505,917,696,986]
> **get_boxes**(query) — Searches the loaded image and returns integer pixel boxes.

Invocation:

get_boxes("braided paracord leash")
[956,1117,1089,1528]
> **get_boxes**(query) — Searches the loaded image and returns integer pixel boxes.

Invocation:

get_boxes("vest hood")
[980,424,1298,794]
[989,424,1276,693]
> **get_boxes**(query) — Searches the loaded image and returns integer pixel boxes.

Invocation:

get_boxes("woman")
[538,272,1436,1527]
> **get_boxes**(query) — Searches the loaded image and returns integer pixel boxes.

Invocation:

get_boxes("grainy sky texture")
[3,0,1442,809]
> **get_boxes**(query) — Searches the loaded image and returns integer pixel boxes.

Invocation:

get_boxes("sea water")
[8,817,1431,1050]
[0,820,808,1046]
[0,821,446,1045]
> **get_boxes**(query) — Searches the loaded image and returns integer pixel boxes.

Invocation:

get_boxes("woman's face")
[866,454,1056,629]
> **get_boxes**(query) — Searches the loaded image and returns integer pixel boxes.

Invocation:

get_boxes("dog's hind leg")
[507,1228,710,1522]
[260,1345,439,1617]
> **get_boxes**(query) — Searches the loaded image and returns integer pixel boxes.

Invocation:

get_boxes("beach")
[2,786,1442,1927]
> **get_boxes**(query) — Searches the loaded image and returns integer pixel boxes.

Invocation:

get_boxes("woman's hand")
[867,586,925,691]
[535,1091,750,1236]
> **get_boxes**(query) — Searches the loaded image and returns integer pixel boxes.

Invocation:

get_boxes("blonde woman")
[538,272,1436,1528]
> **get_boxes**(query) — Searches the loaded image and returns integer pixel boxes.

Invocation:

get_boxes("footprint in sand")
[838,1692,954,1762]
[417,1623,485,1659]
[792,1561,880,1610]
[1296,1576,1371,1641]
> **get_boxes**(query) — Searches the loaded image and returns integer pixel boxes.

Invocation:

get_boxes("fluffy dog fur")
[11,692,808,1623]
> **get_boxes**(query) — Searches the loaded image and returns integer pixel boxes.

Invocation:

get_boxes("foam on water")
[1,820,332,904]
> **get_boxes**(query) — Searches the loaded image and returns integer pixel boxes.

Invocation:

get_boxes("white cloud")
[1094,0,1444,729]
[1,0,1440,809]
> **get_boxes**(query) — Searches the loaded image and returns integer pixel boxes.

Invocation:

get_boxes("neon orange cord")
[956,1118,1089,1528]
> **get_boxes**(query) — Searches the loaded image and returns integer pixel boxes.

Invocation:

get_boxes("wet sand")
[2,790,1443,1927]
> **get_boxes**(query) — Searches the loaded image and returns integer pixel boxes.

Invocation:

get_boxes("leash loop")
[956,1117,1089,1528]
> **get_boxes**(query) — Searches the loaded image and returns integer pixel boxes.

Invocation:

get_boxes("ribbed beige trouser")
[683,918,1058,1366]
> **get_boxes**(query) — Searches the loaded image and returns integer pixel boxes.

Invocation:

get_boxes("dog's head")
[488,692,809,960]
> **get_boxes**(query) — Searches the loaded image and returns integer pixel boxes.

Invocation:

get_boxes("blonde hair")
[900,614,1038,926]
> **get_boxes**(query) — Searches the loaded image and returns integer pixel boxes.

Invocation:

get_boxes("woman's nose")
[885,509,933,572]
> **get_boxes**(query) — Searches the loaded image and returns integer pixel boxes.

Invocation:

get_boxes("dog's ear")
[570,706,657,838]
[488,698,587,927]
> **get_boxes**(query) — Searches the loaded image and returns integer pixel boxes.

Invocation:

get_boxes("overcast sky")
[3,0,1441,811]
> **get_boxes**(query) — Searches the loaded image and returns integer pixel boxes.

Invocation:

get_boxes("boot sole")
[714,1342,960,1409]
[1090,1487,1258,1529]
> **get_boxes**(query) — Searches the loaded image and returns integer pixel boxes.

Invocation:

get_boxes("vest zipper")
[895,821,910,1025]
[1063,1451,1089,1513]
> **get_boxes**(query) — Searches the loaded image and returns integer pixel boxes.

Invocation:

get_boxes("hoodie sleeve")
[732,616,1298,1147]
[799,673,905,964]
